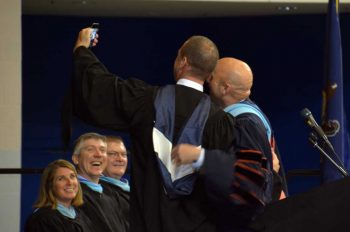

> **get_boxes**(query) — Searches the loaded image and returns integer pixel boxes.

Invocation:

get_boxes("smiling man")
[72,132,126,232]
[72,133,107,184]
[103,136,128,181]
[100,135,130,230]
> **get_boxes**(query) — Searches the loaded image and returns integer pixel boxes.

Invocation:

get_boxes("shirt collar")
[57,202,76,219]
[176,78,203,92]
[100,176,130,192]
[78,175,103,193]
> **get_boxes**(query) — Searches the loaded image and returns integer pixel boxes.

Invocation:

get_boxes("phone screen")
[91,29,98,40]
[90,23,99,45]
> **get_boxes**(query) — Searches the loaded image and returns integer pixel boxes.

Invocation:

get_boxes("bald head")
[209,57,253,107]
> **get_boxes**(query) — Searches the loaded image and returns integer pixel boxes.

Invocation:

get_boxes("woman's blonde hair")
[34,159,83,209]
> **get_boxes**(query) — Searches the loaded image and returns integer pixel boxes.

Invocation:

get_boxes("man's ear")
[72,154,79,165]
[206,74,213,83]
[180,56,188,68]
[222,82,231,95]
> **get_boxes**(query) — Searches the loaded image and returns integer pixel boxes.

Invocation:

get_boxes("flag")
[321,0,350,182]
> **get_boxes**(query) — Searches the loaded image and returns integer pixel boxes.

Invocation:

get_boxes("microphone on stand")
[300,108,334,151]
[300,108,348,177]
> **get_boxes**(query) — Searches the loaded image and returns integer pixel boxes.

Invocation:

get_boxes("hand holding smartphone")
[89,23,99,47]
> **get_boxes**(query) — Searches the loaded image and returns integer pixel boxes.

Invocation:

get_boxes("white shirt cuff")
[192,148,205,170]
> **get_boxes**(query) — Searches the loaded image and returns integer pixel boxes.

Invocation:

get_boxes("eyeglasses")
[107,151,127,158]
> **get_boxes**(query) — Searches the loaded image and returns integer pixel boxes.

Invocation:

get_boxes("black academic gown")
[79,183,126,232]
[71,47,235,232]
[24,206,93,232]
[200,112,279,232]
[234,109,287,200]
[100,180,130,231]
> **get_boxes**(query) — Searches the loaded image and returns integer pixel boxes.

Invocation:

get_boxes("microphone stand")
[308,133,349,177]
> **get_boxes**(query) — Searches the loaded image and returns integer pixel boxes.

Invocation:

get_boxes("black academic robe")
[100,180,130,230]
[79,183,126,232]
[234,110,288,200]
[201,113,278,232]
[24,206,93,232]
[72,47,235,232]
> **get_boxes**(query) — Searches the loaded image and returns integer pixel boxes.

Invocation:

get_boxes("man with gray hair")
[72,132,126,232]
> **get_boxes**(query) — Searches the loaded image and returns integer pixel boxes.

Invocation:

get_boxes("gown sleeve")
[235,114,283,201]
[72,46,156,131]
[200,114,276,228]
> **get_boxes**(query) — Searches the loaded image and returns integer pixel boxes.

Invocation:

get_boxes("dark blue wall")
[21,14,350,230]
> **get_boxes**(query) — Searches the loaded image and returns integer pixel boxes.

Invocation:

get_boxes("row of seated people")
[25,132,284,232]
[25,133,129,232]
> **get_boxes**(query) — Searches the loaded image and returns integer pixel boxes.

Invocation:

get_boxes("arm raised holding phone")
[73,23,99,52]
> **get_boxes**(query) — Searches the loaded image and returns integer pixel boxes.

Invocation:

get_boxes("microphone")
[300,108,334,150]
[301,108,348,177]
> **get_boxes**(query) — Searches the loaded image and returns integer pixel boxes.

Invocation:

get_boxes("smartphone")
[89,23,99,47]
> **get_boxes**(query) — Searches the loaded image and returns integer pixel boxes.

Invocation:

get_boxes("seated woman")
[25,159,93,232]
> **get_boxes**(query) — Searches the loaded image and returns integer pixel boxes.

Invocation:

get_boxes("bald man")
[209,57,253,108]
[209,57,287,200]
[172,58,281,232]
[172,57,287,199]
[171,57,287,231]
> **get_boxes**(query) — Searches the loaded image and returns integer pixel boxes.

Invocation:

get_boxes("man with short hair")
[70,28,236,232]
[72,132,126,232]
[102,136,128,182]
[100,135,130,230]
[72,132,107,184]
